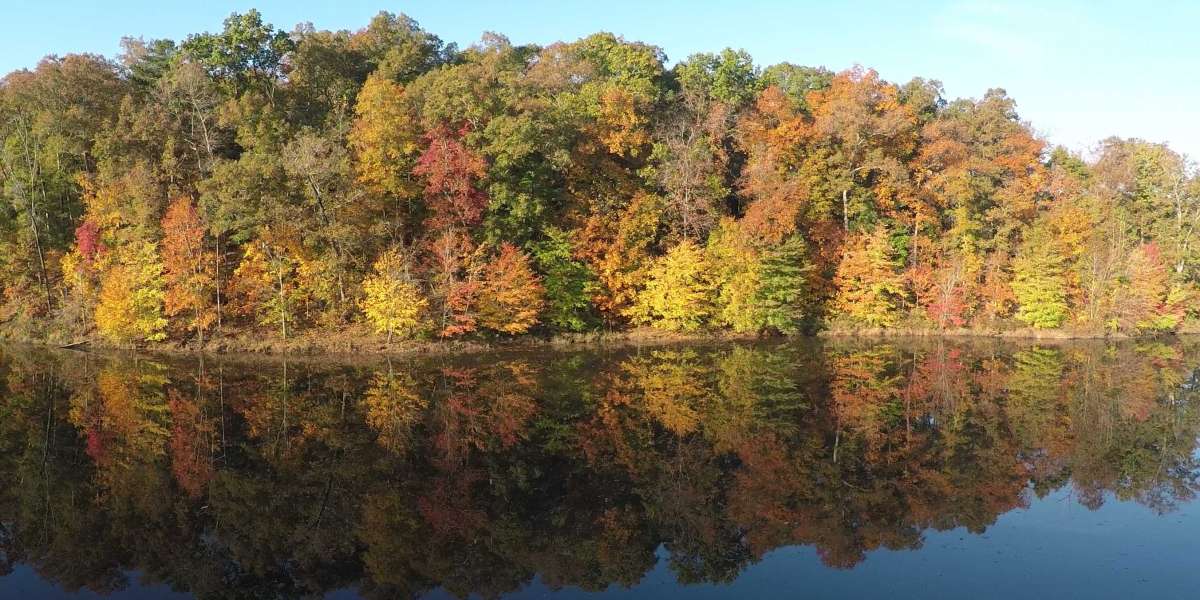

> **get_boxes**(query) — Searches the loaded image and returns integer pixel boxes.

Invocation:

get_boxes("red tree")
[413,123,489,230]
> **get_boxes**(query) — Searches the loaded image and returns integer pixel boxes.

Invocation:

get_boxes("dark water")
[3,338,1200,599]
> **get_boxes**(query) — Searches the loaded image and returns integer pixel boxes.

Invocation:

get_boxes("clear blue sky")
[3,0,1198,159]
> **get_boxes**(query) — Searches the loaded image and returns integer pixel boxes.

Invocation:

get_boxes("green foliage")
[531,228,598,332]
[675,48,760,108]
[753,235,812,334]
[1012,228,1069,329]
[180,9,294,94]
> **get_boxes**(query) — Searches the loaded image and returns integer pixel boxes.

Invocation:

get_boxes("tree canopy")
[2,10,1198,347]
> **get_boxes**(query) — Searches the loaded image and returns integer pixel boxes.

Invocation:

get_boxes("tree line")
[2,9,1197,347]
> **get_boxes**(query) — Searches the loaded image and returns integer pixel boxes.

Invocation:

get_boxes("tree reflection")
[1,339,1200,597]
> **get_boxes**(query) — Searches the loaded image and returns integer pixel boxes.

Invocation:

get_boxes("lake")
[2,338,1200,599]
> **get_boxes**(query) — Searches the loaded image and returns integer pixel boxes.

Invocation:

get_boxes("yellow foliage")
[364,366,428,451]
[598,85,651,157]
[349,73,421,198]
[706,219,764,333]
[629,239,715,331]
[95,242,167,343]
[587,193,662,318]
[229,235,305,337]
[361,248,427,341]
[833,225,907,327]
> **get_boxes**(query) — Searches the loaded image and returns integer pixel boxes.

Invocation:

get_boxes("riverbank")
[817,326,1153,340]
[0,326,769,360]
[1,322,1186,360]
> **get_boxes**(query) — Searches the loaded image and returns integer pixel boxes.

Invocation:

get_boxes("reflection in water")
[1,339,1200,597]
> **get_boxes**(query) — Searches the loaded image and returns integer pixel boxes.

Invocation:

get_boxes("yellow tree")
[361,246,427,343]
[579,192,662,320]
[229,231,305,339]
[95,242,168,344]
[706,218,763,333]
[348,72,420,198]
[1011,225,1069,329]
[833,225,907,327]
[630,239,715,331]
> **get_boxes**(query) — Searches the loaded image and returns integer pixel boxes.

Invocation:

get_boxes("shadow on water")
[2,337,1200,598]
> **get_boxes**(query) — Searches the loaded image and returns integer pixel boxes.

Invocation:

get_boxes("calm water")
[3,339,1200,599]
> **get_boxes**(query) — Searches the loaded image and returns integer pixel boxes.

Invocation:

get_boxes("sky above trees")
[2,0,1198,158]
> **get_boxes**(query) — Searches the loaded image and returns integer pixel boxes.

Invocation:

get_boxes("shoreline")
[0,325,1186,361]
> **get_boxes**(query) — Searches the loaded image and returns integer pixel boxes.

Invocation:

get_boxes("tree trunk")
[214,233,224,336]
[277,270,287,340]
[28,196,51,312]
[842,188,850,232]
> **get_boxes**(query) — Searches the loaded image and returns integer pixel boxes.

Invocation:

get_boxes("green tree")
[531,227,598,332]
[753,235,812,334]
[1012,226,1069,329]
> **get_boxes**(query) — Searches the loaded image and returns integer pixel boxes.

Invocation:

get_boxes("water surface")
[2,338,1200,598]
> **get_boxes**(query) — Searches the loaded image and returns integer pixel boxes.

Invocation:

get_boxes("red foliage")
[440,280,480,338]
[74,219,103,261]
[413,123,489,230]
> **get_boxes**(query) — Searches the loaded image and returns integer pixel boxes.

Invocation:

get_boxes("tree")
[7,12,1200,346]
[229,232,303,339]
[476,243,545,334]
[753,235,812,334]
[361,247,427,343]
[806,67,918,231]
[350,11,451,82]
[348,73,420,199]
[281,128,358,320]
[413,123,489,231]
[833,225,907,327]
[531,227,598,332]
[161,197,216,344]
[95,242,167,343]
[706,218,762,333]
[1011,227,1069,329]
[1117,242,1183,332]
[652,49,758,240]
[180,9,294,96]
[630,240,715,331]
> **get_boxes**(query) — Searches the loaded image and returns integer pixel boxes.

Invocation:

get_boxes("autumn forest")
[2,10,1197,348]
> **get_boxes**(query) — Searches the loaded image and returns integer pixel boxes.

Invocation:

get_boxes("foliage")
[161,197,216,341]
[630,240,715,331]
[753,235,812,334]
[94,242,168,343]
[348,73,419,198]
[361,247,427,342]
[531,228,598,332]
[3,12,1200,346]
[1011,227,1069,329]
[476,243,545,334]
[833,226,907,327]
